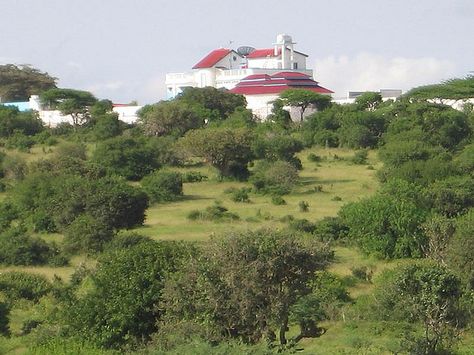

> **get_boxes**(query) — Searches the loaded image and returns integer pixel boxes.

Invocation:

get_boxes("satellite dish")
[237,46,256,56]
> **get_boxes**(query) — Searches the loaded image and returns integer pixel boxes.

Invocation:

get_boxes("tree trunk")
[279,316,288,345]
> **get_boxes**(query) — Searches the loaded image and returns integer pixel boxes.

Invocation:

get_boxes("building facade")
[165,34,314,99]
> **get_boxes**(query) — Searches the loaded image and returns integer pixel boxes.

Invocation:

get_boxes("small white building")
[165,34,314,99]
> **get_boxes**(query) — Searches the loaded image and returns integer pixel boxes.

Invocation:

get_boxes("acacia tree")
[280,89,331,121]
[40,88,97,126]
[138,100,205,137]
[0,64,57,102]
[163,229,333,345]
[179,127,254,179]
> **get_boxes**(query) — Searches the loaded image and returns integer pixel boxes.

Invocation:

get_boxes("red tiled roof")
[246,48,280,58]
[246,48,308,58]
[192,48,231,69]
[230,71,333,95]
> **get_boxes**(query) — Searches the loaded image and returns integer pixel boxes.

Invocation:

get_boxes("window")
[293,62,298,69]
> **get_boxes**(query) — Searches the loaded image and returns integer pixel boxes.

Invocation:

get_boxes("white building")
[165,34,314,99]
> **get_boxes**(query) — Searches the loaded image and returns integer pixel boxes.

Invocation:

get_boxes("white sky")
[1,0,473,103]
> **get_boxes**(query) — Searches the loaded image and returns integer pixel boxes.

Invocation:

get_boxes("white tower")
[274,34,296,70]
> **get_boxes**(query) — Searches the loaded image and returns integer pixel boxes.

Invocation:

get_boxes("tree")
[0,64,56,102]
[447,209,474,288]
[354,91,383,111]
[280,89,331,121]
[0,105,44,137]
[66,241,192,348]
[177,86,247,121]
[250,160,299,195]
[92,136,161,180]
[138,100,205,137]
[40,88,97,126]
[393,264,463,354]
[252,133,303,169]
[163,229,333,345]
[141,170,183,203]
[179,128,254,179]
[340,194,428,258]
[64,214,114,254]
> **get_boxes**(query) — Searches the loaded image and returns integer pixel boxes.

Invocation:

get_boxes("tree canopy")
[280,89,332,121]
[0,64,57,103]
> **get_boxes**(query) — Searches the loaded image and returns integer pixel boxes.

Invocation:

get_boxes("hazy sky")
[1,0,473,103]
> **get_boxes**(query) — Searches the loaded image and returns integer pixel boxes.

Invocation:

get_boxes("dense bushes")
[64,214,114,254]
[340,195,428,258]
[92,136,161,180]
[0,271,51,302]
[251,160,299,195]
[141,170,183,203]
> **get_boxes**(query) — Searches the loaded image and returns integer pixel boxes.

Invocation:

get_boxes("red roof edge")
[192,48,232,69]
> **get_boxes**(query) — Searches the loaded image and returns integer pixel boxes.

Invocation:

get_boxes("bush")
[187,202,240,222]
[351,150,368,164]
[0,227,58,266]
[251,160,299,195]
[0,302,8,335]
[230,187,250,203]
[340,195,428,258]
[5,131,35,151]
[64,214,115,254]
[182,170,208,183]
[313,216,349,241]
[92,136,161,180]
[429,176,474,217]
[141,170,183,203]
[0,271,51,302]
[307,153,322,162]
[2,154,27,180]
[271,195,286,205]
[289,218,316,233]
[107,232,155,250]
[313,129,339,147]
[299,200,309,212]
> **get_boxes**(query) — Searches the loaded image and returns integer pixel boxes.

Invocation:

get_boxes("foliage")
[252,133,303,169]
[0,64,56,102]
[141,170,183,203]
[447,209,474,288]
[40,88,97,126]
[1,154,27,180]
[421,214,455,265]
[351,150,368,164]
[92,136,161,180]
[181,170,208,183]
[229,187,251,203]
[298,200,309,212]
[187,202,240,222]
[177,86,247,121]
[251,160,298,195]
[312,216,349,242]
[64,214,115,254]
[162,229,333,345]
[0,226,59,266]
[0,301,8,335]
[405,76,474,101]
[429,176,474,217]
[393,263,463,355]
[0,271,51,303]
[91,113,123,140]
[340,195,428,258]
[138,100,206,137]
[180,127,253,179]
[0,105,44,137]
[280,89,332,121]
[66,241,192,348]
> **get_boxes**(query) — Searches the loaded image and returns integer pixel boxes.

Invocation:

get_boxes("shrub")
[313,129,339,147]
[230,188,250,203]
[289,218,316,233]
[351,150,368,164]
[340,195,428,258]
[429,176,474,217]
[271,195,286,205]
[141,170,183,203]
[307,153,321,162]
[0,227,57,266]
[187,202,240,222]
[313,217,349,242]
[107,232,155,250]
[5,131,35,151]
[64,214,115,254]
[0,271,51,302]
[251,160,298,195]
[182,170,208,183]
[299,200,309,212]
[331,196,342,201]
[92,136,161,180]
[2,154,27,180]
[0,302,8,335]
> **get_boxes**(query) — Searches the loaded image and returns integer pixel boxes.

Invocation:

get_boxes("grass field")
[137,147,381,241]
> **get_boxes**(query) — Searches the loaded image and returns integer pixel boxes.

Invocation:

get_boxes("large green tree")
[280,89,331,121]
[0,64,57,102]
[163,229,333,345]
[179,127,254,179]
[40,88,97,126]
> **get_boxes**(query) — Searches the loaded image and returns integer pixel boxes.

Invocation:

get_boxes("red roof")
[246,48,308,58]
[246,48,280,58]
[230,72,333,96]
[192,48,231,69]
